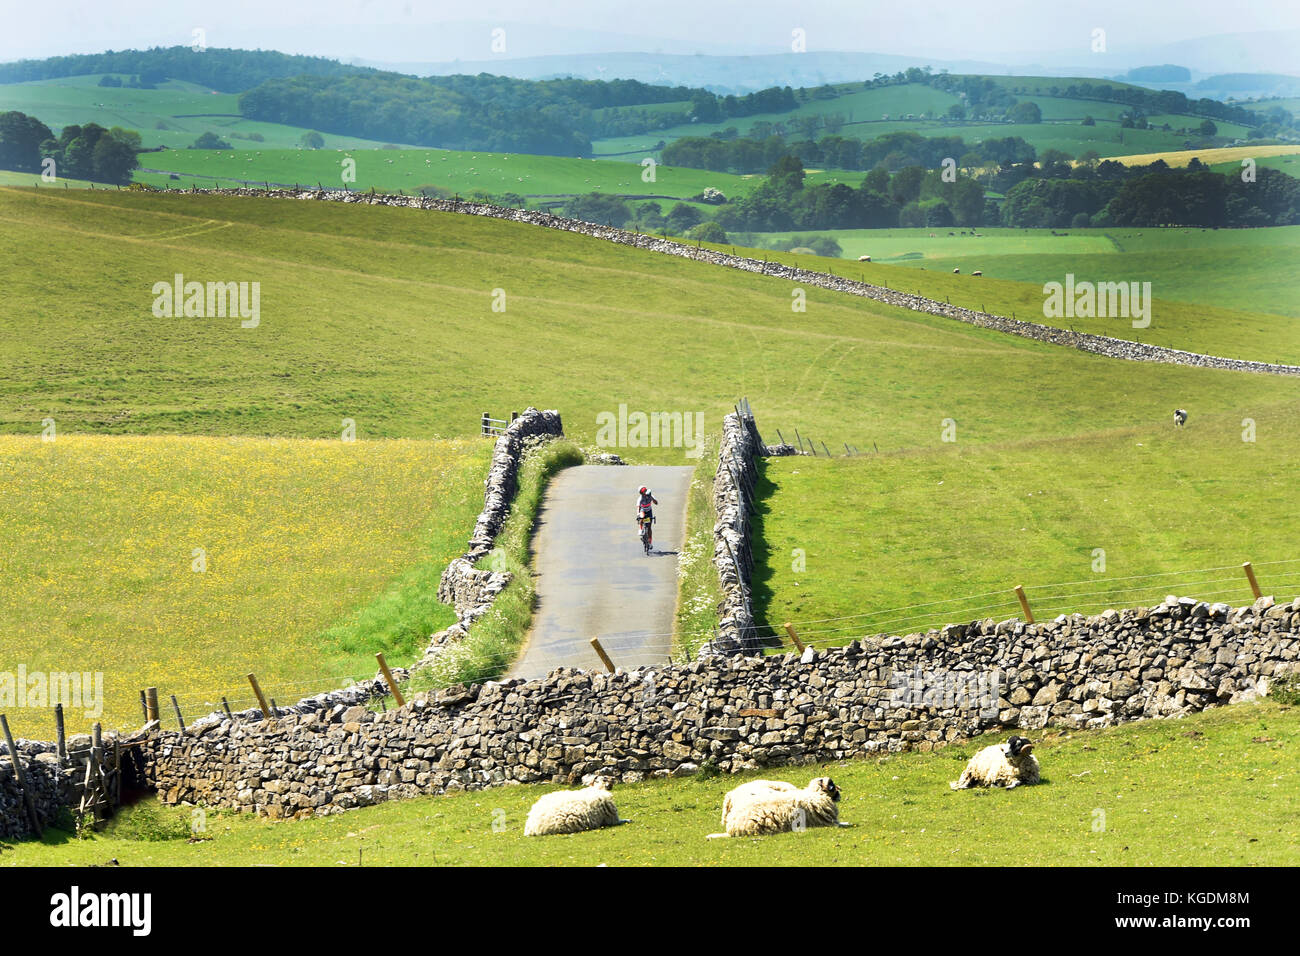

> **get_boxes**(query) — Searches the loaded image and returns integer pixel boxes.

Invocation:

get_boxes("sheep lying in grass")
[719,779,797,825]
[951,736,1041,790]
[709,777,849,838]
[523,775,628,836]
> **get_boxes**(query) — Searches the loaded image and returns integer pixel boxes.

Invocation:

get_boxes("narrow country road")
[509,464,695,680]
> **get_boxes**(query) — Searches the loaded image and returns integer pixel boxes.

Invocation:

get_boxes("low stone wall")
[0,749,71,839]
[163,187,1300,378]
[418,408,564,667]
[145,594,1299,819]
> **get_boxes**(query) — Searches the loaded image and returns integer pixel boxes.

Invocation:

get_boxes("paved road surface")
[509,465,695,680]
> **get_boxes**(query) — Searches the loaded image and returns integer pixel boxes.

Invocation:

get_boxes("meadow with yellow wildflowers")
[0,434,489,738]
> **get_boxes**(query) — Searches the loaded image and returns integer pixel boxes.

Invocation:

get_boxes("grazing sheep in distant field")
[709,777,849,837]
[971,270,983,276]
[1174,408,1188,427]
[858,255,871,262]
[524,775,627,836]
[953,268,960,273]
[951,736,1041,790]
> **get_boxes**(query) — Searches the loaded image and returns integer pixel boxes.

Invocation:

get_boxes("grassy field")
[130,146,759,203]
[2,188,1296,664]
[730,226,1300,361]
[0,74,400,150]
[751,415,1300,644]
[1109,145,1300,168]
[3,188,1296,446]
[4,700,1295,866]
[592,81,1227,160]
[0,434,490,738]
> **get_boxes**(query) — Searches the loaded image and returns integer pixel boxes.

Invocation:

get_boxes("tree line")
[0,47,366,92]
[0,111,139,183]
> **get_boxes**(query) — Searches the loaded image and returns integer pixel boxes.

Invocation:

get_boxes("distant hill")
[366,51,1024,94]
[0,46,367,92]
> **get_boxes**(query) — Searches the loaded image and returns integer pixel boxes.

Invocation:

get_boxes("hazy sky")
[3,0,1299,64]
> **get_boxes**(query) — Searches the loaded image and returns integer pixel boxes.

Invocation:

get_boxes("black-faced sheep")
[950,736,1041,790]
[523,775,628,836]
[1174,409,1188,427]
[719,779,798,825]
[709,776,849,837]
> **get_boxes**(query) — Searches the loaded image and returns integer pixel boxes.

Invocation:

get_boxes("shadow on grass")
[749,458,782,650]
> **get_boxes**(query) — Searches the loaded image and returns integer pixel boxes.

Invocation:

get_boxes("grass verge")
[409,438,585,690]
[672,431,723,656]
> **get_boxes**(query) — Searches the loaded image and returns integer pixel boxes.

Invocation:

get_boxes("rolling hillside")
[2,188,1297,688]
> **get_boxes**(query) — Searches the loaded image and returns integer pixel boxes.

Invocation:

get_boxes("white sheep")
[951,736,1041,790]
[858,255,872,262]
[709,776,849,837]
[523,775,628,836]
[719,779,798,825]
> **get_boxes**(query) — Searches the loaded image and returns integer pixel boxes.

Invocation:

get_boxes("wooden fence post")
[590,638,616,673]
[375,652,406,708]
[55,703,66,764]
[221,697,234,722]
[145,687,159,724]
[1015,585,1035,624]
[481,412,490,436]
[784,623,806,653]
[1,714,41,836]
[247,673,272,720]
[170,695,186,733]
[821,441,831,457]
[1243,562,1262,600]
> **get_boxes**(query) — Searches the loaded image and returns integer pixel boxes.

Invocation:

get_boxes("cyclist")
[636,485,659,547]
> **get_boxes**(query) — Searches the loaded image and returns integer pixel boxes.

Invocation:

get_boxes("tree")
[0,111,55,172]
[565,192,633,226]
[1008,101,1042,124]
[92,133,138,183]
[1199,119,1218,137]
[687,221,727,243]
[300,130,324,149]
[666,202,704,233]
[1081,115,1096,126]
[889,165,925,204]
[193,131,232,149]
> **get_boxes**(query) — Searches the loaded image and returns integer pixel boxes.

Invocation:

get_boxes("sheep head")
[810,777,841,802]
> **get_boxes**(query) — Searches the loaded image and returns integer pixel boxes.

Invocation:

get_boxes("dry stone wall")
[419,408,564,667]
[162,187,1300,378]
[145,594,1300,819]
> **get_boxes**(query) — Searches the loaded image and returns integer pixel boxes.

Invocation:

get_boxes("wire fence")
[19,556,1292,739]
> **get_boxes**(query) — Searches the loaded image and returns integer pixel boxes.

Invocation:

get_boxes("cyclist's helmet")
[639,486,648,494]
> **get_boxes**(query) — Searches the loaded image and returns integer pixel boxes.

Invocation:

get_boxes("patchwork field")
[0,434,489,738]
[592,81,1229,160]
[4,701,1295,866]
